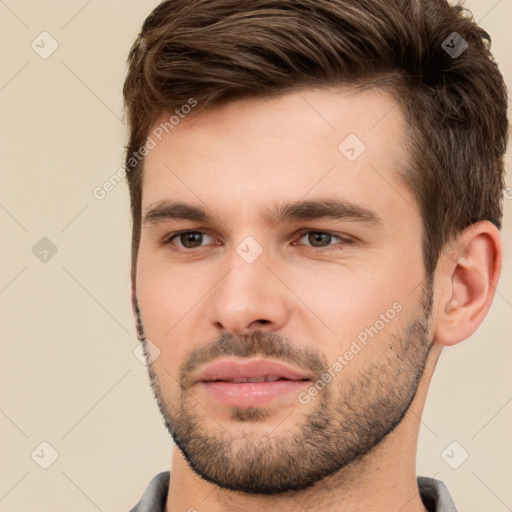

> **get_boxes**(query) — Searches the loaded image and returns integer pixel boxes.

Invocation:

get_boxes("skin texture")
[133,87,502,512]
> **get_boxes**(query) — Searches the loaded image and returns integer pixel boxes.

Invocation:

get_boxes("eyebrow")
[143,198,382,228]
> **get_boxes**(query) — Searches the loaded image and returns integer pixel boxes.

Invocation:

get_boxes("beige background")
[0,0,511,510]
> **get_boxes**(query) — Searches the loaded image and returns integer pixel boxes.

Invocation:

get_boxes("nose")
[208,243,290,336]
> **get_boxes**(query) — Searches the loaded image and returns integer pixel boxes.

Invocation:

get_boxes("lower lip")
[199,380,310,407]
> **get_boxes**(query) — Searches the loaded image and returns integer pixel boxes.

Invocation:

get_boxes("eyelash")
[162,229,353,252]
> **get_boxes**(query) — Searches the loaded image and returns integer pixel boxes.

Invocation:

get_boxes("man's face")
[135,87,435,493]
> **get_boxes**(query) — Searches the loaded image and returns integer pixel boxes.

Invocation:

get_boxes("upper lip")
[194,357,312,383]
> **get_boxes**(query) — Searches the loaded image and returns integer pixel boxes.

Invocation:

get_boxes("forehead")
[141,87,415,223]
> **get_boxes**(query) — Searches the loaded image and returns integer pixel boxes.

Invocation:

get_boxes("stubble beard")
[135,284,434,495]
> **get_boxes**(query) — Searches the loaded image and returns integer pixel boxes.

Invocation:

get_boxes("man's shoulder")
[418,476,458,512]
[128,472,458,512]
[129,471,170,512]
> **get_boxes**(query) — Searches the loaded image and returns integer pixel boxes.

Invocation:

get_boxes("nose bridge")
[209,234,288,335]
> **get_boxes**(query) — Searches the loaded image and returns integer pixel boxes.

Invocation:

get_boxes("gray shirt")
[129,471,458,511]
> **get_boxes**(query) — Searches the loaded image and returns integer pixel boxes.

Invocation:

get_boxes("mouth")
[194,357,312,407]
[206,375,305,383]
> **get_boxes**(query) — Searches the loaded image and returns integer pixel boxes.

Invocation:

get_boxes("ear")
[433,221,502,346]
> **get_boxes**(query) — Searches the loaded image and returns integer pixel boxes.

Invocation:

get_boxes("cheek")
[135,249,225,378]
[135,271,193,385]
[136,265,202,339]
[287,256,421,358]
[294,274,395,342]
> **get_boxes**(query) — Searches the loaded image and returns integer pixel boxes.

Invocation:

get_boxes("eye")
[165,231,216,249]
[293,231,351,250]
[162,230,352,252]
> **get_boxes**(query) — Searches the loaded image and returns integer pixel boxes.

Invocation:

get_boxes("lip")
[194,357,312,407]
[200,380,310,407]
[194,357,311,383]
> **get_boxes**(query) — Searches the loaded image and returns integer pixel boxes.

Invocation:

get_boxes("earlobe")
[434,221,502,347]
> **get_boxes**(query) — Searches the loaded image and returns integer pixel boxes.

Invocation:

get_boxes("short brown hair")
[123,0,509,287]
